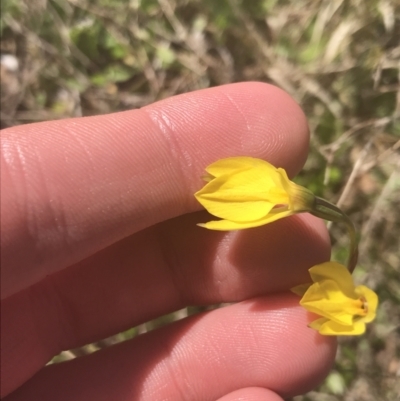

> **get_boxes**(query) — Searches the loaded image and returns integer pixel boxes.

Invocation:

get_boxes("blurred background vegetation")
[1,0,399,399]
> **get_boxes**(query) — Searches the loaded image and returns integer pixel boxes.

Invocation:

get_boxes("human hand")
[1,82,335,401]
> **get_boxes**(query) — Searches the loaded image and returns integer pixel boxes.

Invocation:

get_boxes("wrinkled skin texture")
[1,83,336,401]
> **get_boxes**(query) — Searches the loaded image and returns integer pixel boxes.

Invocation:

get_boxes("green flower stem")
[311,197,358,271]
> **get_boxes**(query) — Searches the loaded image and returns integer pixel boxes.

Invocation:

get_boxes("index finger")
[1,82,309,298]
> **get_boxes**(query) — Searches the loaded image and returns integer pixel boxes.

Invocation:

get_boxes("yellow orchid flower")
[292,262,378,335]
[194,157,315,230]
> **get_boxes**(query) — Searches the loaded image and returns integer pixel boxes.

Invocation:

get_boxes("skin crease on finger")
[3,294,336,401]
[0,82,336,398]
[1,82,310,299]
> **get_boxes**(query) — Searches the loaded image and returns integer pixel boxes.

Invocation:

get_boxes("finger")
[1,82,309,298]
[216,388,285,401]
[4,294,336,401]
[2,213,329,396]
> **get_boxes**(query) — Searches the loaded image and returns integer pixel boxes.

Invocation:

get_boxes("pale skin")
[1,82,336,401]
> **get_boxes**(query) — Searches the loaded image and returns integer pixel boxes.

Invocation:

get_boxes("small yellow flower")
[292,262,378,335]
[194,157,315,230]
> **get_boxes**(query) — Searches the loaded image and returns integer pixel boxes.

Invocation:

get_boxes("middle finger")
[3,211,329,377]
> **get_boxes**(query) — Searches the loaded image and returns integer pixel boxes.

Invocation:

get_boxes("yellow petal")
[317,319,365,336]
[309,317,367,336]
[300,280,362,326]
[291,283,312,296]
[197,198,276,223]
[308,317,329,330]
[201,173,214,182]
[275,168,292,195]
[196,167,289,218]
[275,167,315,211]
[197,208,293,230]
[308,262,357,298]
[204,157,277,179]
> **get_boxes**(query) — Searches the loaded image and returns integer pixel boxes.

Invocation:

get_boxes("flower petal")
[204,157,277,178]
[197,169,286,202]
[291,283,312,296]
[300,280,362,326]
[198,208,293,230]
[308,262,357,298]
[196,198,276,222]
[195,168,289,222]
[308,317,329,330]
[317,319,366,336]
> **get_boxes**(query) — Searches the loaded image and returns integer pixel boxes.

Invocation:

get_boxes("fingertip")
[3,294,336,401]
[225,295,337,398]
[216,387,285,401]
[144,82,309,178]
[275,299,337,396]
[219,82,310,177]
